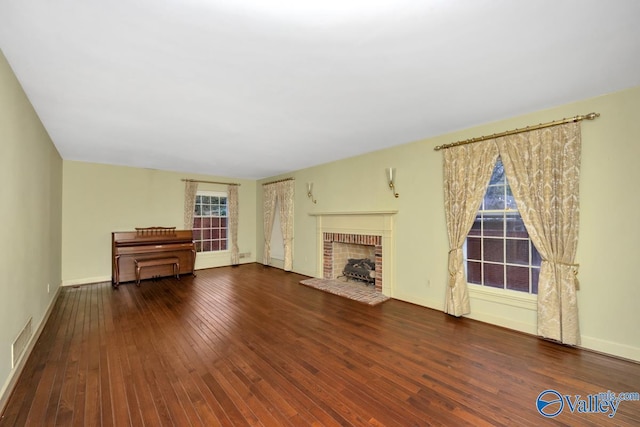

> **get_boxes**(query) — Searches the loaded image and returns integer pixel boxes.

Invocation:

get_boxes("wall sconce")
[386,168,399,198]
[306,182,317,204]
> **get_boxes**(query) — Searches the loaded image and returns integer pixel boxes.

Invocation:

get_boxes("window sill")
[467,283,537,311]
[196,250,229,258]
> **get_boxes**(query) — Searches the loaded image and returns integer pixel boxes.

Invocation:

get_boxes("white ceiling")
[1,0,639,179]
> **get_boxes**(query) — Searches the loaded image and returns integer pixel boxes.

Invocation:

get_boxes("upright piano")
[112,227,196,287]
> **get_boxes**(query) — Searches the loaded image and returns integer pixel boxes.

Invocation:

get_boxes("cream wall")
[257,86,640,362]
[0,50,63,404]
[62,161,257,285]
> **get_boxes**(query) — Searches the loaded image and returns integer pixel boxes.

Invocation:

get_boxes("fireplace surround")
[310,211,397,296]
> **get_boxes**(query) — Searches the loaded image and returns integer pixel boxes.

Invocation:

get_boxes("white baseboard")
[463,311,537,335]
[388,292,443,312]
[268,258,285,270]
[62,275,111,286]
[0,284,62,415]
[580,335,640,363]
[293,268,317,278]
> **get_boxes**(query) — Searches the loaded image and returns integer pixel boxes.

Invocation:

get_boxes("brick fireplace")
[311,211,397,296]
[323,233,382,292]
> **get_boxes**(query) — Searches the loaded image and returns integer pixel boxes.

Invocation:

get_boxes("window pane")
[484,185,505,210]
[467,261,482,284]
[505,213,527,238]
[467,237,482,260]
[531,244,542,267]
[506,266,529,292]
[469,215,481,236]
[484,264,504,288]
[532,268,540,294]
[489,159,504,185]
[506,239,529,265]
[483,213,503,237]
[194,192,229,253]
[484,239,503,263]
[463,159,538,295]
[506,185,517,210]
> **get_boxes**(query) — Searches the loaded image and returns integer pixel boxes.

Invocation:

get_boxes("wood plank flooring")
[1,263,639,426]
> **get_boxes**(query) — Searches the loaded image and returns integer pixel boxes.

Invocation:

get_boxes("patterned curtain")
[262,184,277,265]
[183,180,198,230]
[443,141,499,316]
[496,123,581,345]
[228,184,240,265]
[276,180,295,271]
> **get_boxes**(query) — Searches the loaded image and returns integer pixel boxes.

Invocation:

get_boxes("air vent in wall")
[12,317,32,369]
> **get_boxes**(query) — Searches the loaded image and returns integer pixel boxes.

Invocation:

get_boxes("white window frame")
[464,158,541,295]
[193,190,229,253]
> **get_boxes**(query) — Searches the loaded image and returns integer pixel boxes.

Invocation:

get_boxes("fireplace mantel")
[312,211,396,296]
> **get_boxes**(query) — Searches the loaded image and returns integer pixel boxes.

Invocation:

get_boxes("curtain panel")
[496,122,581,345]
[276,180,295,271]
[441,122,582,345]
[183,181,198,230]
[228,184,240,265]
[262,184,277,265]
[443,141,499,316]
[262,180,295,271]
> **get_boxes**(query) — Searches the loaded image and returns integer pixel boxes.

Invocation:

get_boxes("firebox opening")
[341,258,376,285]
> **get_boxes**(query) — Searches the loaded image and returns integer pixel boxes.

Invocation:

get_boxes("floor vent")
[12,318,32,369]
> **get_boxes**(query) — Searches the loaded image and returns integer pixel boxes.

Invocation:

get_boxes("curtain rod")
[433,112,600,151]
[262,177,294,186]
[181,179,240,186]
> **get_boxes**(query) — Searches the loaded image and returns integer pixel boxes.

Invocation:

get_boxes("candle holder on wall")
[306,182,317,204]
[386,168,399,198]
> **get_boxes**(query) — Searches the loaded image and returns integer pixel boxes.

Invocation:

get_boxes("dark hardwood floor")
[1,264,639,426]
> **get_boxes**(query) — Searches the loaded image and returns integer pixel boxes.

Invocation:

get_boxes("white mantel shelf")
[309,211,398,216]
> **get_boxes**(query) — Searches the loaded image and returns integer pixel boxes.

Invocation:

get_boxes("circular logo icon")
[536,389,564,418]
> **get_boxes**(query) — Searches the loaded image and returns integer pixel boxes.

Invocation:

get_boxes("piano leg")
[113,255,121,288]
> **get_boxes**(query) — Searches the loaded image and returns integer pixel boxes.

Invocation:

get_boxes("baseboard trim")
[463,311,537,335]
[580,335,640,363]
[62,275,111,286]
[0,284,62,415]
[387,292,443,312]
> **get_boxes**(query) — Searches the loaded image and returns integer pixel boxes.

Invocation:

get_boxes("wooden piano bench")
[134,256,180,286]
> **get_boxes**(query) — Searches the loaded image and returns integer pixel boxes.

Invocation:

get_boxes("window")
[465,157,541,294]
[193,191,228,252]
